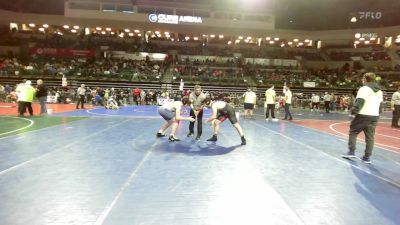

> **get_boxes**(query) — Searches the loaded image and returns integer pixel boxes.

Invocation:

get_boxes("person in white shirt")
[243,87,257,119]
[265,85,278,121]
[157,97,195,142]
[283,86,293,120]
[391,86,400,128]
[76,84,86,109]
[342,73,384,164]
[323,92,332,113]
[311,93,320,111]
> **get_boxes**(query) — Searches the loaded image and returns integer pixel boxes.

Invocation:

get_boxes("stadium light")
[71,29,77,33]
[365,40,370,44]
[38,27,45,32]
[63,25,70,29]
[238,36,243,39]
[370,37,376,41]
[119,33,124,38]
[42,24,49,28]
[350,17,357,22]
[96,27,102,31]
[111,32,115,35]
[101,31,106,35]
[185,36,190,41]
[298,42,303,46]
[164,32,170,35]
[228,41,232,45]
[106,27,111,31]
[219,35,224,39]
[244,39,249,43]
[355,33,361,38]
[281,43,285,47]
[246,36,252,40]
[166,34,171,38]
[288,41,293,45]
[171,38,174,41]
[274,37,279,41]
[293,38,299,42]
[194,37,199,40]
[73,25,79,29]
[305,39,310,42]
[359,37,365,41]
[269,41,274,44]
[137,34,142,37]
[266,37,271,40]
[28,23,35,28]
[354,41,360,44]
[210,34,215,38]
[134,30,140,33]
[124,29,130,32]
[128,33,133,36]
[155,31,160,34]
[57,32,63,36]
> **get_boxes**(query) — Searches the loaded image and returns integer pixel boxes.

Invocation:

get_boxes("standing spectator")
[18,80,35,116]
[243,87,257,119]
[140,89,146,105]
[323,92,332,113]
[265,85,278,121]
[133,87,140,105]
[36,79,48,115]
[76,84,86,109]
[188,85,206,140]
[283,86,293,120]
[15,79,27,113]
[391,86,400,128]
[342,72,384,164]
[311,93,320,111]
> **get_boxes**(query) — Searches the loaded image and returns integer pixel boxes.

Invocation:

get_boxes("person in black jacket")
[36,79,48,115]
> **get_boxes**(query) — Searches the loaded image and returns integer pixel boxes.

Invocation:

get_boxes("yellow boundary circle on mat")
[0,116,35,136]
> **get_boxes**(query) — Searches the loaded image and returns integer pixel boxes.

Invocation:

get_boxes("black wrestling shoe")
[187,132,194,137]
[241,136,246,145]
[156,132,166,138]
[195,135,201,140]
[169,136,181,142]
[207,135,217,142]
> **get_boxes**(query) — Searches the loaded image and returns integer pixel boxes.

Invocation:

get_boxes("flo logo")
[149,14,158,22]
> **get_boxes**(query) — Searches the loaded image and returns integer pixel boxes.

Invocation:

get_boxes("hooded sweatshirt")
[351,82,383,117]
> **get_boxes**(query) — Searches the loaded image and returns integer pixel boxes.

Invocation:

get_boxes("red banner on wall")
[30,48,96,57]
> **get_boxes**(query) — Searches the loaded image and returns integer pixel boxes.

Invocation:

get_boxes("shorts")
[244,103,254,110]
[158,107,176,121]
[217,105,238,124]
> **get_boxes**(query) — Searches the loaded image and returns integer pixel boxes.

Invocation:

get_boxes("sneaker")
[272,118,279,122]
[195,136,201,140]
[241,136,246,145]
[156,132,166,138]
[169,136,181,142]
[341,151,356,159]
[187,132,194,137]
[207,135,218,142]
[360,156,371,164]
